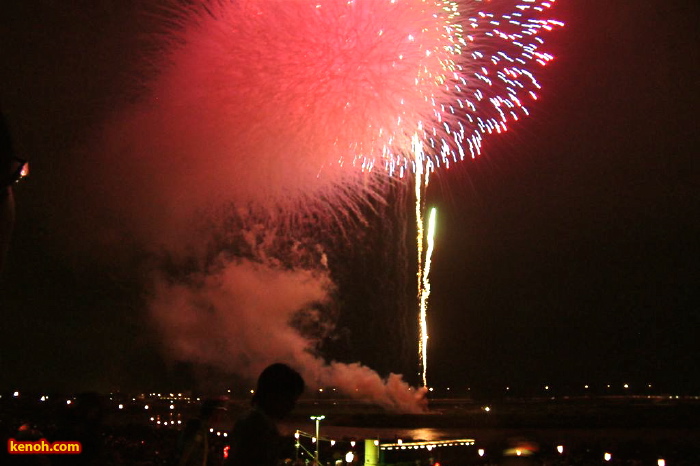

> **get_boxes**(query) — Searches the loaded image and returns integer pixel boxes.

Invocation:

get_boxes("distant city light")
[9,384,685,463]
[345,451,354,463]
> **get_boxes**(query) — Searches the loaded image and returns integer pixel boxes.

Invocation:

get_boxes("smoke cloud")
[149,251,426,413]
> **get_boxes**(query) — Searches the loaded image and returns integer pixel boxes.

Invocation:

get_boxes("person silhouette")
[1,110,27,272]
[225,363,305,466]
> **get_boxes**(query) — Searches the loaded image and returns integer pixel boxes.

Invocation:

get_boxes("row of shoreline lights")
[383,442,667,465]
[308,383,660,393]
[423,383,659,393]
[475,445,666,465]
[381,439,475,451]
[383,443,667,465]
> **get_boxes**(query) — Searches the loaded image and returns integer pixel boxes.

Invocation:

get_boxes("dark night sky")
[1,0,698,397]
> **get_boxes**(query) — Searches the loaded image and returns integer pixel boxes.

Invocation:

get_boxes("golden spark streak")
[413,134,432,388]
[419,206,437,388]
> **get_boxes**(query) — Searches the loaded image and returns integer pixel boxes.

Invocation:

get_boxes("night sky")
[1,0,698,397]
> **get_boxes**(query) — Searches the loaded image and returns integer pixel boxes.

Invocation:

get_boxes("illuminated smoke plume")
[148,242,427,413]
[87,0,560,411]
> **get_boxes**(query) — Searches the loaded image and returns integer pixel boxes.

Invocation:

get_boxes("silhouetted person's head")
[252,363,304,420]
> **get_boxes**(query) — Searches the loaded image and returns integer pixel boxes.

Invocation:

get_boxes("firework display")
[140,0,562,210]
[119,0,563,409]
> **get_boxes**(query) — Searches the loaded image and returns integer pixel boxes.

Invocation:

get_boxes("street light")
[310,415,325,464]
[294,431,300,460]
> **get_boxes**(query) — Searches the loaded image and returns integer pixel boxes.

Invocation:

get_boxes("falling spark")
[418,205,437,387]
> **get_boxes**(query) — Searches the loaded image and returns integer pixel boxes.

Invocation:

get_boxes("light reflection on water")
[281,423,468,442]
